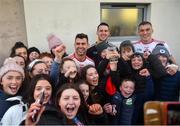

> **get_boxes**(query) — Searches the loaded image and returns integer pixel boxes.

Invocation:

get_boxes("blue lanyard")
[72,117,84,126]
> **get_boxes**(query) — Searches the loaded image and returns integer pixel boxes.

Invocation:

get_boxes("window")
[101,3,149,42]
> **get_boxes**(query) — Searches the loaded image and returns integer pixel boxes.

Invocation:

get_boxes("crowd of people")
[0,21,179,125]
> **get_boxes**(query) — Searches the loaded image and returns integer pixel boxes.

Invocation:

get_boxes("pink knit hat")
[0,58,25,81]
[47,33,63,50]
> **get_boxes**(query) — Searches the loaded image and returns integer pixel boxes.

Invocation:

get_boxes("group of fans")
[0,21,179,125]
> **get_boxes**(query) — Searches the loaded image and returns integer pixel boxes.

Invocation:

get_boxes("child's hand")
[25,102,45,126]
[122,53,130,61]
[54,44,66,60]
[109,61,118,71]
[139,68,150,77]
[64,66,77,78]
[166,64,178,75]
[111,104,117,116]
[88,104,103,115]
[106,49,119,60]
[103,103,113,114]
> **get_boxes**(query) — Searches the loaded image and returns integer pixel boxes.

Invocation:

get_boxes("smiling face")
[86,67,99,87]
[29,51,40,62]
[138,24,153,43]
[59,89,81,119]
[131,55,143,70]
[33,80,52,104]
[1,71,23,95]
[15,47,28,61]
[41,56,53,72]
[74,38,89,57]
[120,80,135,98]
[97,25,110,42]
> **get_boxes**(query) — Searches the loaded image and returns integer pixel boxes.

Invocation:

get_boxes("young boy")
[119,40,135,61]
[111,69,154,125]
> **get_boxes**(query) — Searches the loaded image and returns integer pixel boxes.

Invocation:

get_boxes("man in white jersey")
[68,33,94,71]
[134,21,178,75]
[134,21,175,63]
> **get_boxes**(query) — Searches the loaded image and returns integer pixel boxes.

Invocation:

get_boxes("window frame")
[100,3,149,43]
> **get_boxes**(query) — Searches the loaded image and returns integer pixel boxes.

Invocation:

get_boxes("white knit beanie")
[0,58,25,81]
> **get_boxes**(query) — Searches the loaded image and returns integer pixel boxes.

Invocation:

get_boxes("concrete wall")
[0,0,27,66]
[23,0,180,65]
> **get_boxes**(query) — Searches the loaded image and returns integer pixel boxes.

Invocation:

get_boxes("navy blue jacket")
[154,71,180,101]
[0,90,19,120]
[111,76,154,125]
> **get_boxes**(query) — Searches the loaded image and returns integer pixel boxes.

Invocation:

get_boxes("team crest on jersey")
[126,98,133,105]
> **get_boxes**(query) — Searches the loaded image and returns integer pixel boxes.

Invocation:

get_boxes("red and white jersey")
[68,53,95,71]
[133,39,171,54]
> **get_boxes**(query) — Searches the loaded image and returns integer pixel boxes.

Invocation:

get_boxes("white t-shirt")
[133,39,171,54]
[68,53,95,71]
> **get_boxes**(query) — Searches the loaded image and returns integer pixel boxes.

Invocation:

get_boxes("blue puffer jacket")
[154,71,180,101]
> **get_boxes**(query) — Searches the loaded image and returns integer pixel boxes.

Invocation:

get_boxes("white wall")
[24,0,100,54]
[24,0,180,65]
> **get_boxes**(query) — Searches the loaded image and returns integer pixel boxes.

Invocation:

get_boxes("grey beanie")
[152,44,170,58]
[96,42,112,54]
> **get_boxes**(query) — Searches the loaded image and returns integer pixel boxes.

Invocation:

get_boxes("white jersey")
[68,53,95,71]
[133,39,171,54]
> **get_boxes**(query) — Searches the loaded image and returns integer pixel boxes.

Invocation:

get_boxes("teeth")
[67,108,74,113]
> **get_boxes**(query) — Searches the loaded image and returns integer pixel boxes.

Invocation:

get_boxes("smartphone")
[31,89,45,122]
[167,103,180,125]
[109,57,118,62]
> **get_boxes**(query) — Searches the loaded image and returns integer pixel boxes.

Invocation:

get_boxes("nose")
[68,97,74,104]
[11,78,18,84]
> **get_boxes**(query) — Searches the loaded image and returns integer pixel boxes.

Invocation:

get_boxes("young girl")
[55,83,107,125]
[1,74,54,125]
[53,58,79,92]
[39,52,53,73]
[0,59,25,120]
[77,80,89,102]
[10,41,28,62]
[77,80,107,124]
[27,59,48,79]
[119,40,135,61]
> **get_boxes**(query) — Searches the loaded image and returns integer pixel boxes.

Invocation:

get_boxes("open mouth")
[92,79,98,85]
[9,86,18,93]
[65,105,77,119]
[66,107,75,113]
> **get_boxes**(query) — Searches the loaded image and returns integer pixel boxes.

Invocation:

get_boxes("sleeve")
[147,54,167,79]
[144,76,154,100]
[1,106,15,125]
[50,61,60,87]
[97,58,109,80]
